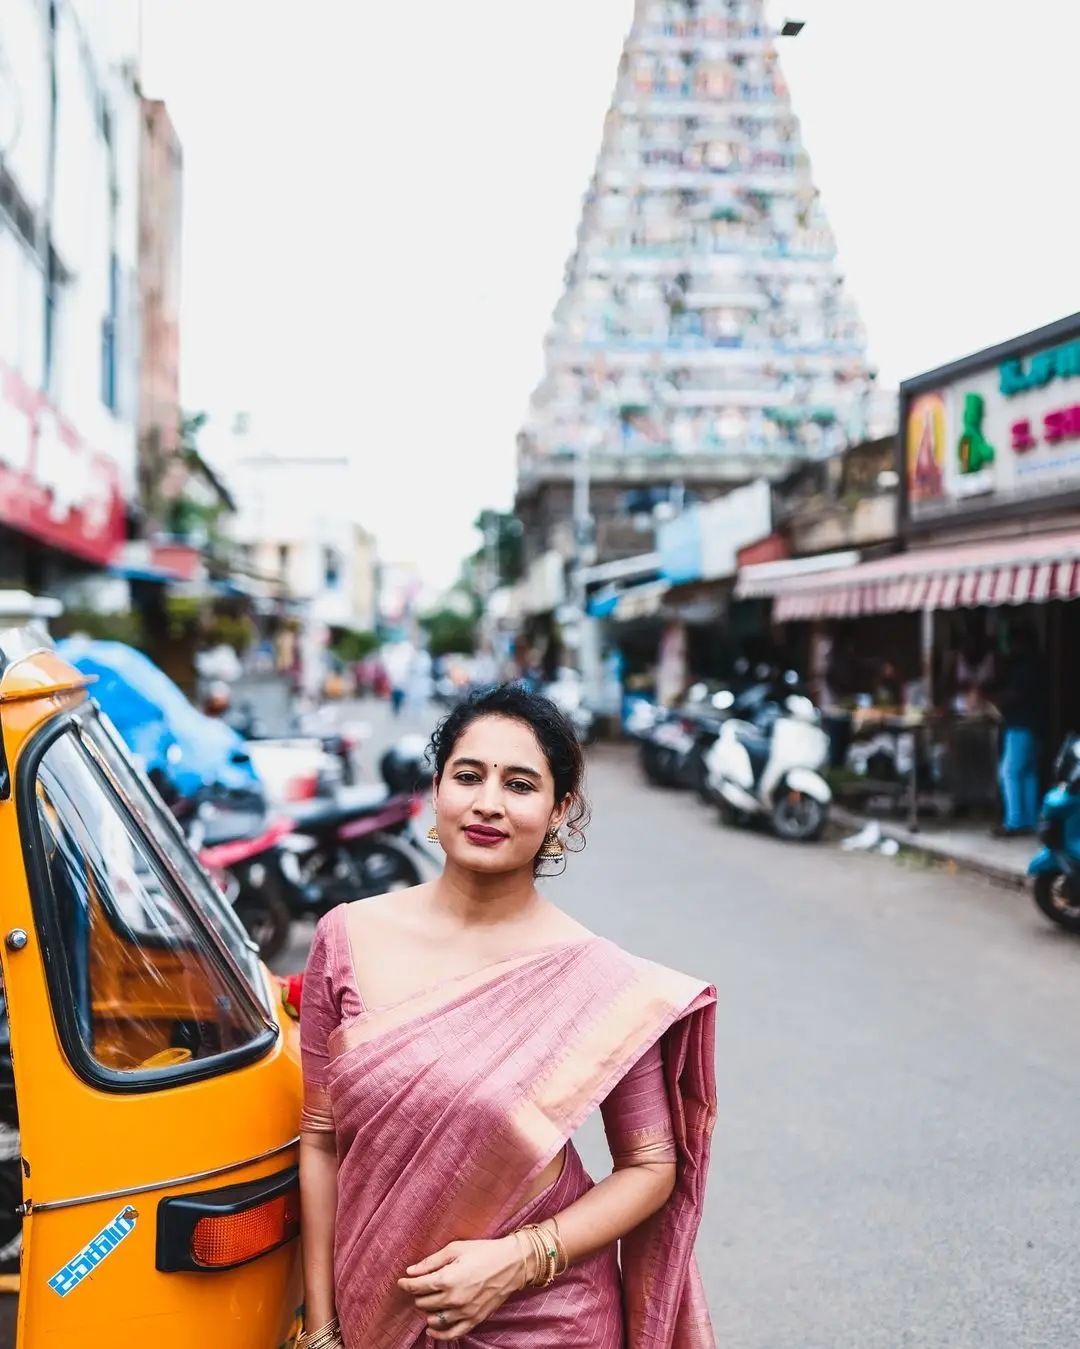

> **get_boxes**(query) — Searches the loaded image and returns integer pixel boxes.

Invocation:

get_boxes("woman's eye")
[508,780,535,793]
[455,772,481,784]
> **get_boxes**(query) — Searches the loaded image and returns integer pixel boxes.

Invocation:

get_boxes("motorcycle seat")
[285,783,393,829]
[198,808,272,849]
[734,729,773,784]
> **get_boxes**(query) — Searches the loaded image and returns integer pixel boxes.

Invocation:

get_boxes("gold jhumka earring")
[538,830,564,861]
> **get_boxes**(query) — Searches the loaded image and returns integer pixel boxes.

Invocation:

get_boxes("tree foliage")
[471,510,525,589]
[419,610,478,658]
[333,629,380,663]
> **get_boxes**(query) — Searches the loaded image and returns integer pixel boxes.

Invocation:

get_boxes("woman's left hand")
[397,1236,523,1340]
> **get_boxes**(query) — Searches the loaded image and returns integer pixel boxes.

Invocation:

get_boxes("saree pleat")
[300,907,717,1349]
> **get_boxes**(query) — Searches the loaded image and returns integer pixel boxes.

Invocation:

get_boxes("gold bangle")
[517,1225,543,1288]
[518,1223,561,1288]
[298,1317,343,1349]
[523,1225,545,1287]
[536,1223,561,1286]
[514,1228,532,1290]
[536,1225,556,1287]
[534,1224,555,1287]
[545,1218,570,1277]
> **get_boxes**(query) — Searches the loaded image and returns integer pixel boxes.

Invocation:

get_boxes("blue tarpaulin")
[57,639,259,798]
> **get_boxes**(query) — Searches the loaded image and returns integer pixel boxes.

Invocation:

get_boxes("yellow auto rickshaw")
[0,629,303,1346]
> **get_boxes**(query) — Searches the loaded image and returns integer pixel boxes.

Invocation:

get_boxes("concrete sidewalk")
[832,805,1031,886]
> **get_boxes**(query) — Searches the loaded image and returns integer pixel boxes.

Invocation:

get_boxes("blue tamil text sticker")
[48,1205,137,1297]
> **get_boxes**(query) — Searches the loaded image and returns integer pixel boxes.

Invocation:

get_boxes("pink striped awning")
[770,530,1080,623]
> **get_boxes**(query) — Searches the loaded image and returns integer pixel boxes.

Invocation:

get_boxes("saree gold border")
[609,1124,678,1169]
[509,961,709,1164]
[300,1076,334,1132]
[328,950,557,1058]
[623,1006,717,1346]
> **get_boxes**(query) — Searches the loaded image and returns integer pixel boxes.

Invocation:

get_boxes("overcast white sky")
[140,0,1080,588]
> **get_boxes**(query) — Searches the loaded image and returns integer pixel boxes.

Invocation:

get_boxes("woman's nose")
[475,778,504,814]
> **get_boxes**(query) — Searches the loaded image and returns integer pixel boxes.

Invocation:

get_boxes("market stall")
[738,311,1080,829]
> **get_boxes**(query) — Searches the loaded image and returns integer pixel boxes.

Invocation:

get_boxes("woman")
[299,685,717,1348]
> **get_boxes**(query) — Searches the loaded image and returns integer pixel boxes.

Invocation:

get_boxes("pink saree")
[300,905,717,1348]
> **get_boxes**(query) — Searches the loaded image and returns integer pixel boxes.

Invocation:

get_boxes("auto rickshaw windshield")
[26,712,277,1086]
[79,711,269,1004]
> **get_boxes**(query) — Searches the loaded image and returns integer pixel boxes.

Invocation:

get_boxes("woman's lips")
[463,826,508,847]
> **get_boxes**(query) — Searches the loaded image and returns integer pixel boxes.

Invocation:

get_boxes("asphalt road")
[282,701,1080,1348]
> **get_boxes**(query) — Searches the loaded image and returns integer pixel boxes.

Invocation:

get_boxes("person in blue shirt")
[990,625,1047,837]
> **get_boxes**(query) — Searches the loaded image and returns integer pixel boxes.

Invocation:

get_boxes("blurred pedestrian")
[384,644,412,719]
[406,647,433,716]
[298,685,717,1347]
[949,632,996,715]
[989,624,1046,837]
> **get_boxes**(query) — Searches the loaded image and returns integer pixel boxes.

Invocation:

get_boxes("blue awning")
[588,577,671,621]
[588,589,620,619]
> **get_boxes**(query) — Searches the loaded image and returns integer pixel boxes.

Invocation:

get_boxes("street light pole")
[570,422,604,702]
[571,433,593,620]
[482,512,499,660]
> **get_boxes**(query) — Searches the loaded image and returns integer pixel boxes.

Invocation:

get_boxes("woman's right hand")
[398,1235,525,1340]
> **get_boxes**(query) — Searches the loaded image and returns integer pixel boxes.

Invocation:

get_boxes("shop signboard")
[0,360,126,565]
[657,507,703,585]
[737,532,790,568]
[902,315,1080,528]
[699,478,772,579]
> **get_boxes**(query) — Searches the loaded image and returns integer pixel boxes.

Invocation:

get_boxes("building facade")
[0,0,141,594]
[136,96,183,536]
[225,449,373,633]
[350,524,378,635]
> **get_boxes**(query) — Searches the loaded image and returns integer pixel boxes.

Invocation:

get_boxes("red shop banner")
[0,361,126,567]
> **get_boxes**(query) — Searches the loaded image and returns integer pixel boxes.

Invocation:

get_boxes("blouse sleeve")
[299,915,340,1133]
[600,1039,677,1170]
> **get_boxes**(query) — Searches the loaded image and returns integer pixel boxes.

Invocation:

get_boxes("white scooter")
[703,693,832,842]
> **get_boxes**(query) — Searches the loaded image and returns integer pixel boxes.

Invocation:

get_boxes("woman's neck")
[428,861,543,936]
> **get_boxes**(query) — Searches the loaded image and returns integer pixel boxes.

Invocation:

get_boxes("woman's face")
[433,715,569,875]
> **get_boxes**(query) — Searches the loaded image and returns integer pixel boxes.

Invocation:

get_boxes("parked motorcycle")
[269,737,434,944]
[179,795,295,960]
[1029,733,1080,932]
[638,672,779,794]
[624,697,662,741]
[172,737,433,960]
[704,692,832,841]
[682,675,784,803]
[639,710,699,787]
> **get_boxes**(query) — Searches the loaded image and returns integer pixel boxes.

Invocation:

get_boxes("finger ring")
[437,1310,449,1328]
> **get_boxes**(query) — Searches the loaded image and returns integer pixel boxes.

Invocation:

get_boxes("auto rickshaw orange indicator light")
[191,1188,300,1269]
[156,1166,301,1273]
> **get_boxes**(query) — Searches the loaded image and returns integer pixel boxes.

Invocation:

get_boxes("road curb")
[831,806,1029,888]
